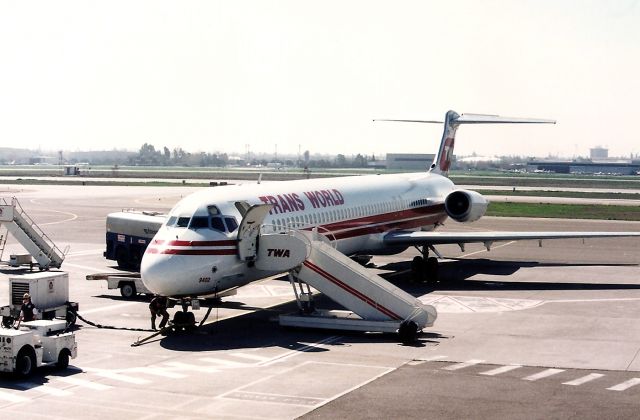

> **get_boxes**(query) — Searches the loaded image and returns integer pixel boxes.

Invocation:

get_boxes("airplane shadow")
[376,258,640,293]
[157,295,448,353]
[149,256,640,352]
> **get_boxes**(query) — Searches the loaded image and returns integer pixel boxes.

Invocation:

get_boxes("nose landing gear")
[170,299,198,332]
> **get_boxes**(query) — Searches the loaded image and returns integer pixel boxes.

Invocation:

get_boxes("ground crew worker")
[15,293,38,329]
[149,295,169,331]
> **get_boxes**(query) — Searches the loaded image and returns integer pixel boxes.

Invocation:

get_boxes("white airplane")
[140,110,640,337]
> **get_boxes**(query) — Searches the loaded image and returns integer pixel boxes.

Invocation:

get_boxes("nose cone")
[141,235,237,297]
[140,251,178,296]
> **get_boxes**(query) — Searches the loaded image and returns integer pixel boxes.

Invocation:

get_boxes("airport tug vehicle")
[0,319,77,377]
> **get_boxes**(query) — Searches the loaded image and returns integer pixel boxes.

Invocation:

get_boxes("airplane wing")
[384,230,640,249]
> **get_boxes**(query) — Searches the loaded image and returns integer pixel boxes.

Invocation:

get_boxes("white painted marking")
[63,262,108,272]
[0,390,29,403]
[442,359,484,371]
[408,355,447,365]
[480,365,522,376]
[130,367,187,379]
[56,376,113,391]
[230,352,271,362]
[563,373,604,386]
[199,357,248,367]
[37,209,78,225]
[314,365,396,409]
[523,368,565,381]
[85,369,151,385]
[607,378,640,391]
[77,301,138,315]
[461,241,515,258]
[18,382,72,396]
[65,249,105,257]
[258,336,341,367]
[163,362,219,373]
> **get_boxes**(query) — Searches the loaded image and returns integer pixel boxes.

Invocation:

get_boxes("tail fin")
[375,111,555,176]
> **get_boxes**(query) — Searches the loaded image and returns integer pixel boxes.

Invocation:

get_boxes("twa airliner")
[140,111,640,328]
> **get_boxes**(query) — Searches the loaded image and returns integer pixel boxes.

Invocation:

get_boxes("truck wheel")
[15,347,36,378]
[2,316,14,329]
[398,320,418,345]
[120,282,136,298]
[57,349,71,369]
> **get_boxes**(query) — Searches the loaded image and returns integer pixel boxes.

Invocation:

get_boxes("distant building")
[386,153,435,170]
[590,147,608,159]
[527,159,640,175]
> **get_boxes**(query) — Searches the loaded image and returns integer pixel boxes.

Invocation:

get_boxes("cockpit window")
[210,217,225,232]
[166,216,177,227]
[224,217,238,232]
[208,205,221,216]
[190,216,209,229]
[176,217,191,228]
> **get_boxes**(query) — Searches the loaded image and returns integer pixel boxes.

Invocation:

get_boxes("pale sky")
[1,1,639,158]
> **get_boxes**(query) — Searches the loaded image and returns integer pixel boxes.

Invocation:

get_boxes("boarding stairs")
[235,203,437,341]
[288,236,436,329]
[0,197,67,270]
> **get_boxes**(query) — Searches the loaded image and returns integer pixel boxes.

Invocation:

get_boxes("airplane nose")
[140,252,178,296]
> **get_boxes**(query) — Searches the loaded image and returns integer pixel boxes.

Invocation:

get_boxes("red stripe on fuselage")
[302,260,402,320]
[146,247,238,256]
[152,239,237,247]
[314,204,446,240]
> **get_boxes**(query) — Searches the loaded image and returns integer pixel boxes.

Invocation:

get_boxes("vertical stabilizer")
[430,110,460,176]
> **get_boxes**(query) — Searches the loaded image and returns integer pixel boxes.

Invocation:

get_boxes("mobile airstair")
[0,197,67,270]
[236,204,436,343]
[284,237,436,343]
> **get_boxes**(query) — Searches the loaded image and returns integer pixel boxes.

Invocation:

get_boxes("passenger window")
[211,217,225,232]
[176,217,190,228]
[224,217,238,232]
[190,216,209,229]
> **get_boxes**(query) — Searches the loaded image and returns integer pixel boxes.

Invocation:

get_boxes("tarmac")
[0,184,639,419]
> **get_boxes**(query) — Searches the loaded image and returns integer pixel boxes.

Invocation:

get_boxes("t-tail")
[375,111,556,177]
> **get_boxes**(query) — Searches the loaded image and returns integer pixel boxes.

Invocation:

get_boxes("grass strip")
[487,202,640,221]
[481,189,640,200]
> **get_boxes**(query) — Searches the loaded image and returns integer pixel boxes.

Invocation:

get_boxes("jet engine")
[444,190,488,223]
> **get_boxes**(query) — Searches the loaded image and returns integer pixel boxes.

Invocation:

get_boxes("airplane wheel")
[398,320,418,345]
[425,257,439,283]
[410,256,424,282]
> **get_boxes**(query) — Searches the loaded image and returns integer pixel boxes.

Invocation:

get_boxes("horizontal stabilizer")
[455,114,556,125]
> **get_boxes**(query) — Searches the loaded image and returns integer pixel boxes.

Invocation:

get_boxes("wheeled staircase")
[0,197,67,270]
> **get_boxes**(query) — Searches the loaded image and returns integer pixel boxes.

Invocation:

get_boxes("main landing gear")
[410,246,439,283]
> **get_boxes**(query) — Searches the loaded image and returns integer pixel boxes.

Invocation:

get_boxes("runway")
[0,184,639,419]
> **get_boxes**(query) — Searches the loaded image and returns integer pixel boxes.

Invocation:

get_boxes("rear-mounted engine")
[444,190,488,222]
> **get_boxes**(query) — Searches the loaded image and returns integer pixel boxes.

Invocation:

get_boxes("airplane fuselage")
[141,171,454,297]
